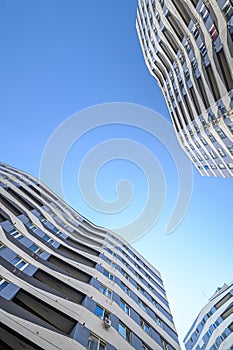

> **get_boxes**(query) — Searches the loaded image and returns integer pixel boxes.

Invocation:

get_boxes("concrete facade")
[0,162,181,350]
[184,282,233,350]
[136,0,233,177]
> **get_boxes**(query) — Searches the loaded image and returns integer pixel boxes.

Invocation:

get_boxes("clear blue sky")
[0,1,232,347]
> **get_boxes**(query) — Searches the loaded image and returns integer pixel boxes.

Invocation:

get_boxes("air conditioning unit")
[103,317,111,328]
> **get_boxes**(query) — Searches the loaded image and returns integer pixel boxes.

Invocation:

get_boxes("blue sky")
[0,1,232,347]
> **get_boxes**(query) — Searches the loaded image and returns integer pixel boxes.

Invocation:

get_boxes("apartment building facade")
[0,162,180,350]
[136,0,233,177]
[184,282,233,350]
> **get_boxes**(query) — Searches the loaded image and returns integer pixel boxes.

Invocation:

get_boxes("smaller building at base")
[184,282,233,350]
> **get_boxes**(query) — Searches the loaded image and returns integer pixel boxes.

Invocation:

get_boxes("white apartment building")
[0,162,181,350]
[136,0,233,177]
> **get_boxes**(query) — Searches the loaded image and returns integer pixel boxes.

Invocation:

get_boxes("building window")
[152,299,158,308]
[221,1,233,22]
[229,322,233,332]
[191,25,199,40]
[103,269,114,281]
[140,318,151,335]
[218,164,226,169]
[36,212,49,223]
[99,284,113,299]
[209,24,219,42]
[106,258,116,268]
[209,151,217,159]
[135,272,143,281]
[208,133,216,142]
[29,244,43,255]
[118,321,131,343]
[210,164,217,169]
[10,256,29,271]
[87,334,106,350]
[155,317,163,327]
[200,137,207,145]
[148,284,154,292]
[179,53,185,65]
[138,299,147,312]
[218,149,226,157]
[199,4,209,22]
[228,122,233,132]
[199,42,207,57]
[184,70,190,80]
[137,285,145,295]
[216,128,226,139]
[0,277,9,291]
[161,338,169,350]
[142,344,151,350]
[120,282,130,295]
[189,143,194,151]
[192,156,197,163]
[121,259,129,267]
[201,319,206,326]
[220,330,228,341]
[207,328,213,338]
[228,146,233,155]
[120,299,130,315]
[194,140,201,148]
[94,304,110,321]
[184,41,192,53]
[121,269,129,280]
[9,229,24,240]
[25,221,37,231]
[191,57,198,70]
[121,249,128,258]
[0,242,5,251]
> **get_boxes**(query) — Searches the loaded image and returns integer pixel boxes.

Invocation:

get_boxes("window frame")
[94,304,110,321]
[140,318,151,335]
[121,269,129,280]
[103,269,114,281]
[120,299,130,315]
[118,321,131,343]
[120,282,130,295]
[99,284,113,299]
[25,221,37,231]
[87,334,106,350]
[0,277,9,291]
[29,243,43,255]
[11,256,29,271]
[138,298,147,312]
[9,229,24,240]
[0,242,5,251]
